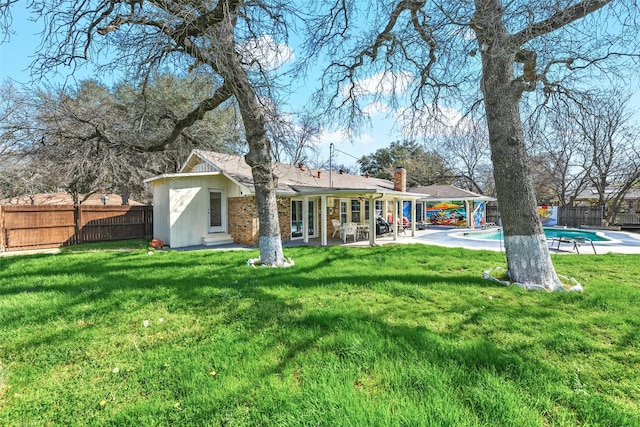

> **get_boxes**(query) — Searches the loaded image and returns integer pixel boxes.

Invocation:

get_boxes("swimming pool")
[457,227,611,242]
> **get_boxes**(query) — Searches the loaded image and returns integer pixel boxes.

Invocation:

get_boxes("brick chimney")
[393,167,406,192]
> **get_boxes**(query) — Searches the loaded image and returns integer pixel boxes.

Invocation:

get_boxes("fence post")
[75,205,82,245]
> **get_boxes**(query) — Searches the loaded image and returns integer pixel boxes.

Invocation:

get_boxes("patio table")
[356,224,370,240]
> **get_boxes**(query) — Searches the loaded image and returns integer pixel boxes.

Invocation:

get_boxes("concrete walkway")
[397,227,640,255]
[284,226,640,254]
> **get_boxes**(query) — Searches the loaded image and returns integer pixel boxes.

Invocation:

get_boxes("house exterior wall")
[227,195,292,245]
[278,198,292,242]
[168,184,206,248]
[151,174,243,248]
[227,196,258,245]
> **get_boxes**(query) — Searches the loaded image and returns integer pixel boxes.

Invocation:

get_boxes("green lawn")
[1,243,639,426]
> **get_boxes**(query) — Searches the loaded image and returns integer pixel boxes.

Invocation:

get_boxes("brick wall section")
[227,196,292,246]
[277,197,291,243]
[227,197,258,245]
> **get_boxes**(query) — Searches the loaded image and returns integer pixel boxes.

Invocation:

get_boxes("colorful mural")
[425,201,467,226]
[399,200,488,228]
[538,205,558,226]
[472,201,486,228]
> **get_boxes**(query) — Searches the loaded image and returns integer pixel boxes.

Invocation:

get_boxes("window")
[416,202,424,222]
[351,199,361,223]
[307,200,316,236]
[291,200,303,238]
[340,200,348,224]
[291,199,317,239]
[375,200,383,218]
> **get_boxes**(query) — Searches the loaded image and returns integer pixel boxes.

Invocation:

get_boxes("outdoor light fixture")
[101,194,109,205]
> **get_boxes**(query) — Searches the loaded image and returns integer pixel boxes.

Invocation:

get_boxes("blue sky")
[0,3,398,169]
[0,6,36,83]
[2,3,639,170]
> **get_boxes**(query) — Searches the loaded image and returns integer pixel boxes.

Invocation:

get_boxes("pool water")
[459,227,610,242]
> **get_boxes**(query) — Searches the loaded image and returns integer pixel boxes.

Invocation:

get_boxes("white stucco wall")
[164,174,242,248]
[169,185,204,248]
[152,182,171,244]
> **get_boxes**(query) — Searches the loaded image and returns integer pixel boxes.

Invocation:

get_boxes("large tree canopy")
[0,0,299,265]
[358,141,453,187]
[0,75,245,203]
[303,0,640,289]
[526,89,640,213]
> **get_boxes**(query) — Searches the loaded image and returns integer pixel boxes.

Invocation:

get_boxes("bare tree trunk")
[220,49,283,266]
[479,19,561,290]
[240,96,284,265]
[217,6,284,266]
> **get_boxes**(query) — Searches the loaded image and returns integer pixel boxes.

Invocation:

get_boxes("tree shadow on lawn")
[1,249,637,425]
[0,244,501,356]
[183,307,636,426]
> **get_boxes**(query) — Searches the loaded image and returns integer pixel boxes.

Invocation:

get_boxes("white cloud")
[332,71,414,142]
[315,123,395,168]
[239,35,295,70]
[363,101,392,116]
[461,27,476,41]
[397,104,468,138]
[317,128,350,147]
[346,71,414,98]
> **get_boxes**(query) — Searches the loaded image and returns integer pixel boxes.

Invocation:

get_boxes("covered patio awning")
[284,186,429,247]
[407,185,496,228]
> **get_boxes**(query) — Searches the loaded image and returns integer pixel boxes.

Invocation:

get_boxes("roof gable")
[180,151,222,173]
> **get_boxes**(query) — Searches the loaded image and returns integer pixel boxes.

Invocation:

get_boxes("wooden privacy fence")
[557,205,603,228]
[0,205,153,252]
[616,213,640,225]
[485,203,500,225]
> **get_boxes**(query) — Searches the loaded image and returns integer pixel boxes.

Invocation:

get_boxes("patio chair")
[376,217,391,235]
[331,219,341,238]
[342,222,357,243]
[398,216,410,234]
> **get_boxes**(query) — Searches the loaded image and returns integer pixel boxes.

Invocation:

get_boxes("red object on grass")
[150,239,164,249]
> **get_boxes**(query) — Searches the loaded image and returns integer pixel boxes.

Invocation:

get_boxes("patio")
[283,226,640,254]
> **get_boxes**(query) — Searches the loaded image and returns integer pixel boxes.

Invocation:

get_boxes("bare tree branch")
[512,0,612,45]
[133,81,233,152]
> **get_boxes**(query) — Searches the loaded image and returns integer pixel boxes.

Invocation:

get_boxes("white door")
[291,199,317,239]
[208,189,226,233]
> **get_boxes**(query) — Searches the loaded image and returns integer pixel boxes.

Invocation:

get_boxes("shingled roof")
[574,186,640,201]
[182,150,396,195]
[407,185,494,202]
